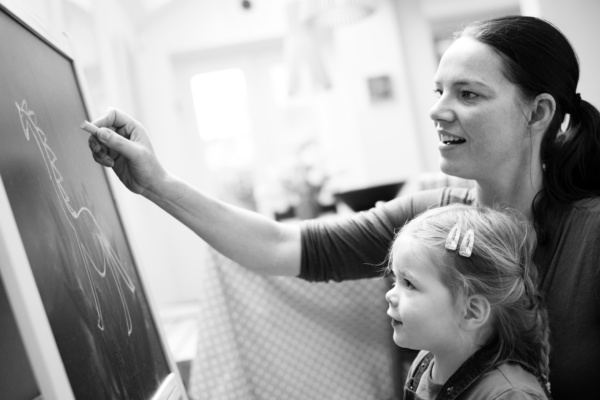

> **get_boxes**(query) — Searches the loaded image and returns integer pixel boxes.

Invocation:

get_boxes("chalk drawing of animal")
[15,100,136,335]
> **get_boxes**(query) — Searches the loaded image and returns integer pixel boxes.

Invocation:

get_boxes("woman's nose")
[429,94,453,123]
[385,288,399,307]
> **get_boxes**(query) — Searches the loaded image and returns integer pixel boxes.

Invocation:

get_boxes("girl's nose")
[385,288,399,307]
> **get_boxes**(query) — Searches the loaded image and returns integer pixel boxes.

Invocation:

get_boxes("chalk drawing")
[15,100,136,335]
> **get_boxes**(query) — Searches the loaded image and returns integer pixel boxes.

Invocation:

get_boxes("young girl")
[386,204,551,400]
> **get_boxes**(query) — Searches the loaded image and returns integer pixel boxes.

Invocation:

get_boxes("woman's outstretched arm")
[84,108,301,276]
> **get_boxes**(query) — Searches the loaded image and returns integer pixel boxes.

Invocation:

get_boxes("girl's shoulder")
[463,362,549,400]
[407,350,431,377]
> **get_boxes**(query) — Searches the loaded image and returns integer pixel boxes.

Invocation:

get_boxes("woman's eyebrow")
[435,77,490,89]
[452,78,492,91]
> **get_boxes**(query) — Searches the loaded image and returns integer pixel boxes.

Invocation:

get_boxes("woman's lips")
[439,133,466,145]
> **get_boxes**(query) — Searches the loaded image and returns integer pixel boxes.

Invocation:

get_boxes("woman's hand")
[84,108,167,197]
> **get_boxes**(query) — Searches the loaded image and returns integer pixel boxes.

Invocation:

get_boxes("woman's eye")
[460,91,478,100]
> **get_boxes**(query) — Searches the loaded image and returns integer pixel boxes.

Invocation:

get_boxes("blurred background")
[13,0,600,391]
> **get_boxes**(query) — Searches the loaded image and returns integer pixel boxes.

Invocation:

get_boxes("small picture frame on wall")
[367,75,394,103]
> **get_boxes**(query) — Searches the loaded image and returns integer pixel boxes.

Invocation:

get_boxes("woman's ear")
[528,93,556,134]
[461,295,491,331]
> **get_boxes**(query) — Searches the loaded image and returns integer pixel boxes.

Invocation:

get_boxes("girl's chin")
[393,339,419,351]
[392,333,413,349]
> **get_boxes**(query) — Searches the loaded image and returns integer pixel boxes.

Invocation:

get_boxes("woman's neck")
[474,167,543,221]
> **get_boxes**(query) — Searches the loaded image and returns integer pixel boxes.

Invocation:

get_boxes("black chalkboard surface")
[0,3,183,399]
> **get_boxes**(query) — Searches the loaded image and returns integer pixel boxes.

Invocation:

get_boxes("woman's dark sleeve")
[299,188,446,282]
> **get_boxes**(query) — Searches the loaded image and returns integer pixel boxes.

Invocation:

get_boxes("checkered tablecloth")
[188,249,396,400]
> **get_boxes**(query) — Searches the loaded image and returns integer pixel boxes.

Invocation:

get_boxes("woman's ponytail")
[520,262,552,396]
[542,97,600,204]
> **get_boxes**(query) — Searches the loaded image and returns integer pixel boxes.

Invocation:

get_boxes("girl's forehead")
[392,235,443,275]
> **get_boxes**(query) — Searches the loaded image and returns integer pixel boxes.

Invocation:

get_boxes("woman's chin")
[439,162,473,181]
[439,161,459,176]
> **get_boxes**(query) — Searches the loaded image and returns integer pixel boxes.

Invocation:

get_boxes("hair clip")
[445,223,461,251]
[458,229,475,257]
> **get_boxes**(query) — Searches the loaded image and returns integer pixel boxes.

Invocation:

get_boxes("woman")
[85,16,599,398]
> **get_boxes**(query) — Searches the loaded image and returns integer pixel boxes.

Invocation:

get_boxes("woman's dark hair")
[456,16,600,242]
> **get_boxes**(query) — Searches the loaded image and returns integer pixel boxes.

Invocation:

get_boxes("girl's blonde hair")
[388,204,550,390]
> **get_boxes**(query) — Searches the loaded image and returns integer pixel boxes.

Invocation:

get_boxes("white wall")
[521,0,600,109]
[134,0,431,190]
[327,0,429,187]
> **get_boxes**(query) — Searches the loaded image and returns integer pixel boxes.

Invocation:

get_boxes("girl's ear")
[528,93,556,134]
[461,295,491,331]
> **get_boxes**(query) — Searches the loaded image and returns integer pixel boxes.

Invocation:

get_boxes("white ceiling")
[125,0,521,20]
[65,0,521,35]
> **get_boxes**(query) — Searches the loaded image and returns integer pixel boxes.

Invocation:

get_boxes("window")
[190,68,251,141]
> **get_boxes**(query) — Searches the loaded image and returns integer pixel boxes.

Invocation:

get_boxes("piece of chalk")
[80,120,99,135]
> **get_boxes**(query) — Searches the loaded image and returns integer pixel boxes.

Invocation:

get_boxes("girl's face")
[385,235,465,354]
[430,36,533,184]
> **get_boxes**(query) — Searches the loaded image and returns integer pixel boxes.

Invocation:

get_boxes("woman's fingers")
[84,109,156,190]
[94,127,140,161]
[88,135,114,167]
[91,107,136,134]
[88,134,106,157]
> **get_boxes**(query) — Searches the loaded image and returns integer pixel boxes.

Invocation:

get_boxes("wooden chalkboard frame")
[0,1,187,399]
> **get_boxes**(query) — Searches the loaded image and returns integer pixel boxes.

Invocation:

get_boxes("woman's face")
[430,36,533,183]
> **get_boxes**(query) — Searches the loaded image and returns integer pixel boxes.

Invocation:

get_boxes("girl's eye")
[401,278,415,290]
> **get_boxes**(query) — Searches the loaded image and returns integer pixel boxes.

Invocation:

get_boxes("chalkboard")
[0,2,185,399]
